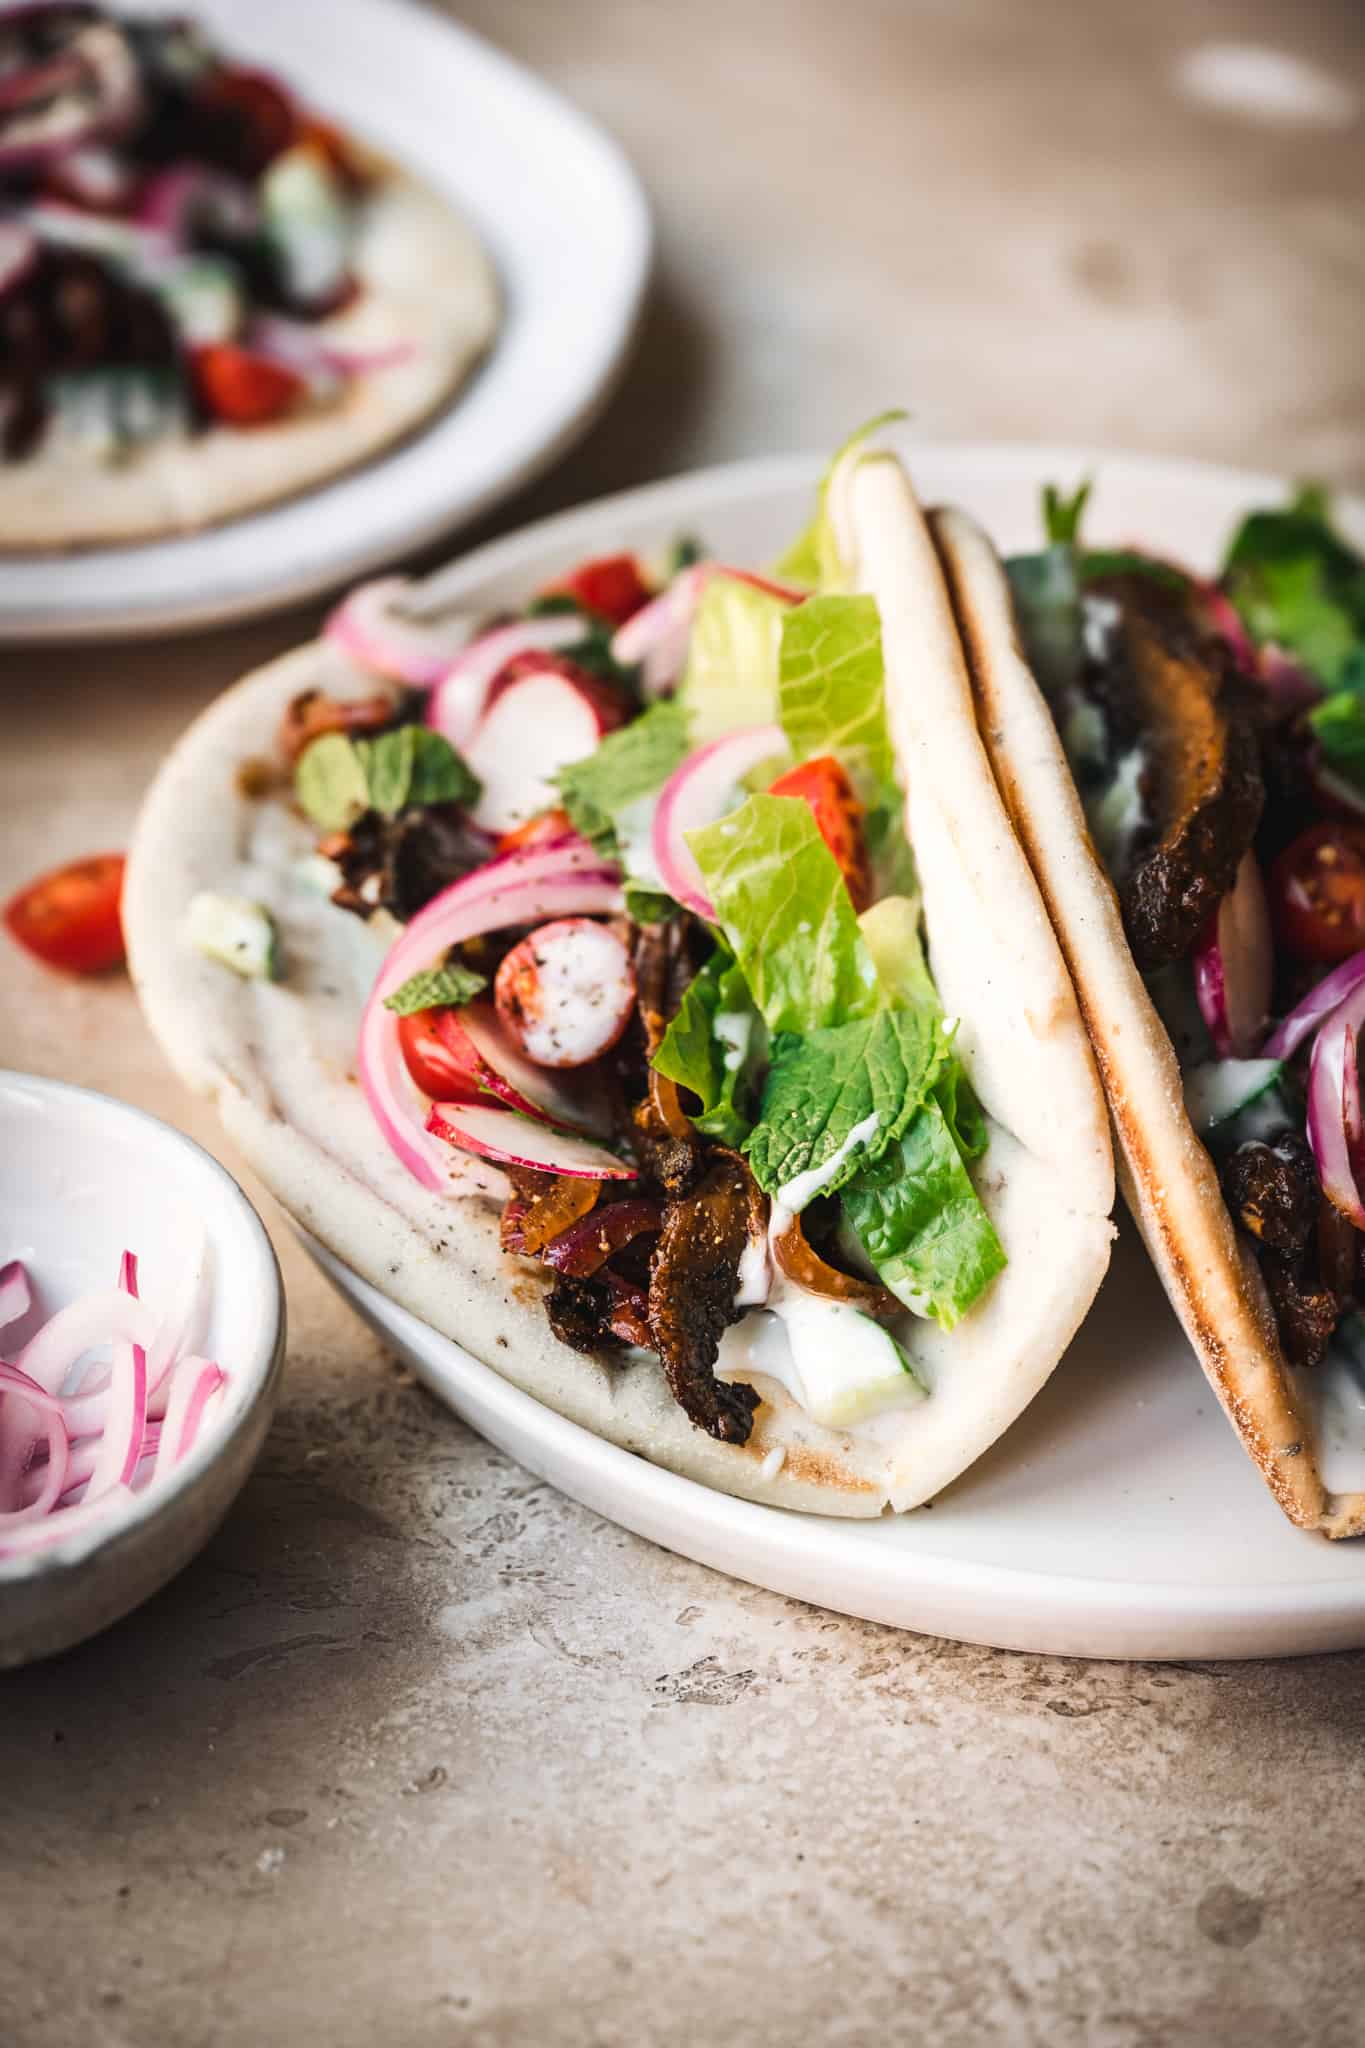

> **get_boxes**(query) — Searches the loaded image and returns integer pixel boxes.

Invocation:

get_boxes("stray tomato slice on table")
[540,554,653,627]
[768,755,872,910]
[191,345,307,428]
[5,854,126,974]
[397,1010,482,1103]
[1269,823,1365,966]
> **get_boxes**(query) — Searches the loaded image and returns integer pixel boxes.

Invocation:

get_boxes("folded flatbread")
[125,455,1115,1514]
[933,504,1365,1537]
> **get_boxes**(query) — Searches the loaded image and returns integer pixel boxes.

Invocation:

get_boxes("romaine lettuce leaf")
[745,1006,950,1202]
[687,793,880,1034]
[842,1086,1005,1328]
[554,700,690,854]
[774,410,906,593]
[857,893,934,1010]
[777,593,895,802]
[652,943,763,1147]
[678,576,786,744]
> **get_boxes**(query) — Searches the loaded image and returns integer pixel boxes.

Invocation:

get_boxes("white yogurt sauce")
[775,1111,880,1213]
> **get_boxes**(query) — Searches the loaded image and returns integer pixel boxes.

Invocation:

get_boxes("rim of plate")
[309,1236,1365,1664]
[0,0,652,641]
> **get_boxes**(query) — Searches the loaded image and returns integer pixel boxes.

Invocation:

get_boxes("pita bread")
[124,456,1114,1515]
[0,167,499,552]
[933,502,1365,1538]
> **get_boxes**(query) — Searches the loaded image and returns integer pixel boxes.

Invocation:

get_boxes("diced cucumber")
[156,257,243,345]
[47,368,187,462]
[769,1293,925,1427]
[185,892,281,981]
[261,144,352,307]
[1184,1058,1293,1148]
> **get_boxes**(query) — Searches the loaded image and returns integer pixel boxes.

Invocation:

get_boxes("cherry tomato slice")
[495,808,575,855]
[768,755,872,910]
[540,554,653,627]
[5,853,126,974]
[397,1010,482,1103]
[1269,823,1365,966]
[191,344,307,427]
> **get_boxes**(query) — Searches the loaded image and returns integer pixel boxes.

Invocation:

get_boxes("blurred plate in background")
[0,0,651,642]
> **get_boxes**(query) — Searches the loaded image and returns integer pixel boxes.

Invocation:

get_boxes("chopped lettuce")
[678,576,785,744]
[842,1085,1005,1328]
[652,943,764,1147]
[1222,485,1365,687]
[745,1007,950,1202]
[687,794,880,1034]
[774,410,906,593]
[777,593,895,802]
[857,893,934,1010]
[554,700,690,855]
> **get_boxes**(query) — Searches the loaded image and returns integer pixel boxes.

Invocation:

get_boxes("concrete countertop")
[3,1,1365,2041]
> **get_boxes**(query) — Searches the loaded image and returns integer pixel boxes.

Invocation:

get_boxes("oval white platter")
[0,0,651,641]
[299,440,1365,1661]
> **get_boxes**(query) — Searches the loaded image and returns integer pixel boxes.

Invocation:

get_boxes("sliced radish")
[425,615,590,751]
[138,163,257,244]
[426,1101,636,1180]
[325,576,469,688]
[41,142,137,213]
[358,840,623,1193]
[434,1000,613,1130]
[652,723,788,918]
[494,920,636,1069]
[1193,851,1273,1059]
[467,673,622,835]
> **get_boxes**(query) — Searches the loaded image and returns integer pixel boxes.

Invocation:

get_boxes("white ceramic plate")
[0,1074,285,1667]
[285,438,1365,1661]
[0,0,651,641]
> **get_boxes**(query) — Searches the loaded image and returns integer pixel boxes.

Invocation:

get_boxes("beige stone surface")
[3,0,1365,2041]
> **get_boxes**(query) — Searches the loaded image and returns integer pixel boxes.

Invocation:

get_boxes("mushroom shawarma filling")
[198,433,1015,1447]
[1008,481,1365,1375]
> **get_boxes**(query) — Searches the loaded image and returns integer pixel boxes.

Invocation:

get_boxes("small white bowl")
[0,1071,284,1668]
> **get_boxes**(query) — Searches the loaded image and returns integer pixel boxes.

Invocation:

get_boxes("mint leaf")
[744,1007,950,1202]
[356,726,480,818]
[1309,654,1365,790]
[652,944,763,1147]
[843,1084,1005,1329]
[295,731,370,832]
[1222,485,1365,688]
[622,881,678,926]
[555,700,690,853]
[687,793,880,1033]
[383,961,488,1016]
[777,593,895,802]
[297,726,479,830]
